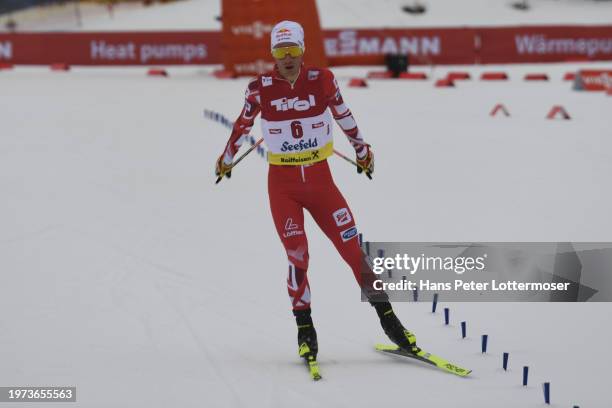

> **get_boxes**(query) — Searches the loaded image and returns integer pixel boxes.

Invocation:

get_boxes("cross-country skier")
[215,20,418,367]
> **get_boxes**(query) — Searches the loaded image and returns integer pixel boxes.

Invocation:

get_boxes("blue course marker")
[522,366,529,386]
[432,293,439,313]
[481,334,488,353]
[543,382,550,404]
[502,352,509,370]
[461,321,466,338]
[413,287,418,302]
[444,308,450,325]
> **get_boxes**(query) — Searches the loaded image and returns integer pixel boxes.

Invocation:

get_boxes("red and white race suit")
[221,65,379,310]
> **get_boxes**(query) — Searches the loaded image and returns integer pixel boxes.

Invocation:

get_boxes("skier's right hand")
[356,147,374,179]
[215,154,232,181]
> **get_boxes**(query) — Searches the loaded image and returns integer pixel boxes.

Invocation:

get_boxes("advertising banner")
[323,28,476,66]
[0,26,610,67]
[0,31,222,65]
[476,25,612,64]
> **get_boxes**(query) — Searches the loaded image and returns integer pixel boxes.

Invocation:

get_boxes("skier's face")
[272,42,304,79]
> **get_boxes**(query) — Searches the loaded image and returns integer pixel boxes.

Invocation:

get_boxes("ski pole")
[333,149,372,180]
[215,137,264,184]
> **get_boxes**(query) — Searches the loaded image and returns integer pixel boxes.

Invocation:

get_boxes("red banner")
[0,32,221,65]
[476,26,612,64]
[323,28,476,66]
[0,26,610,67]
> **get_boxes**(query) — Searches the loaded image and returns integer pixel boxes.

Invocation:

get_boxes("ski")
[375,343,471,377]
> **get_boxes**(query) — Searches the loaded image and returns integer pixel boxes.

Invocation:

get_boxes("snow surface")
[2,61,612,408]
[2,2,612,408]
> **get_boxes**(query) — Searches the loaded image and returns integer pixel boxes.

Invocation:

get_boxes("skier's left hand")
[356,147,374,179]
[215,154,232,181]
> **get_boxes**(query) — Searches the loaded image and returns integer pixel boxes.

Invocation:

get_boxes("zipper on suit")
[278,68,301,89]
[300,165,306,183]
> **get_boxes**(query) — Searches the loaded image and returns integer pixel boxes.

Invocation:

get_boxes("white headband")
[271,20,304,49]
